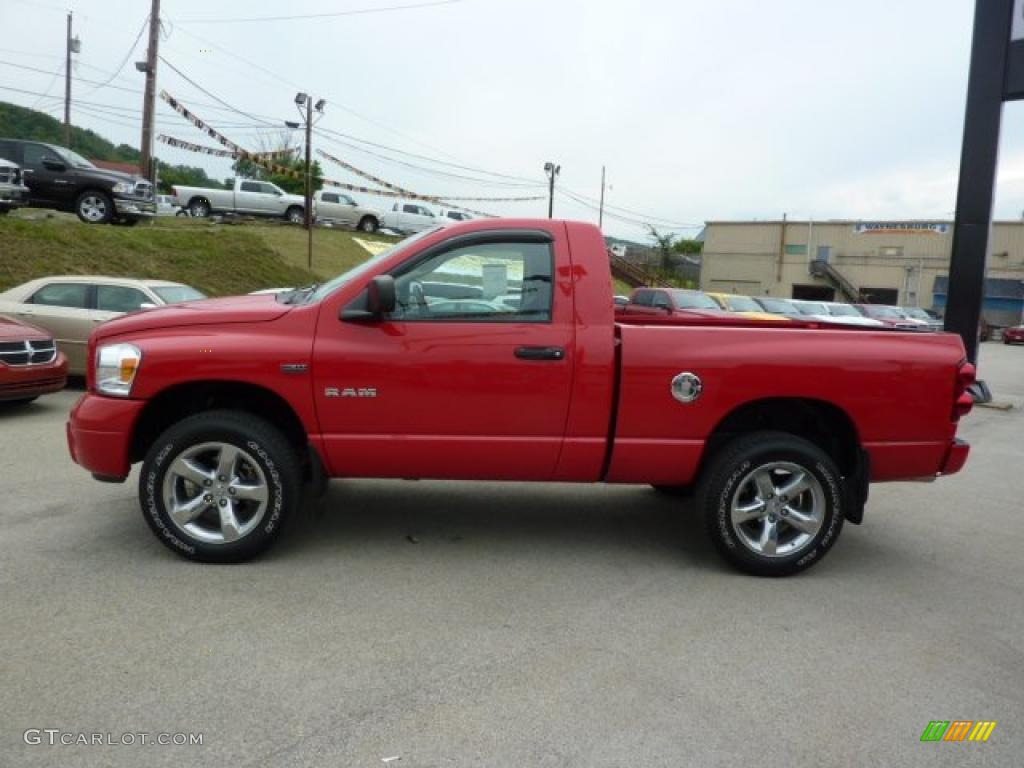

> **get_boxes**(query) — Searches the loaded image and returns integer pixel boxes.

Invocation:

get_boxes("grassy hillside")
[0,214,399,296]
[0,101,140,163]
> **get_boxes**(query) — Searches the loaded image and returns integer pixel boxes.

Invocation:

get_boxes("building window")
[784,244,807,255]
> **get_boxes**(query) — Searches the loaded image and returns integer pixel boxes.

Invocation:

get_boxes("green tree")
[157,164,226,193]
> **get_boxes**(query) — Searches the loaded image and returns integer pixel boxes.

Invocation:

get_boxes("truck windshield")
[757,298,797,314]
[306,228,441,303]
[54,146,95,169]
[671,291,719,309]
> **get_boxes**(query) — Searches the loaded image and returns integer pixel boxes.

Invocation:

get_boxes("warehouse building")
[699,219,1024,326]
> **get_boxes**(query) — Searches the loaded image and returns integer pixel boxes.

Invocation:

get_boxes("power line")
[0,60,143,94]
[30,60,65,109]
[81,15,149,95]
[175,0,462,24]
[158,56,278,127]
[313,129,545,190]
[560,185,702,229]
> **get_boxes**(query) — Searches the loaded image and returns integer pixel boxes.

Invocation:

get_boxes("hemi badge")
[281,363,308,374]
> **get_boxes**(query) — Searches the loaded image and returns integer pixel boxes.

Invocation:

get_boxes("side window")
[240,181,261,193]
[403,204,419,214]
[341,195,356,205]
[632,290,653,306]
[392,241,553,323]
[22,144,61,168]
[29,283,90,309]
[96,285,150,313]
[652,292,672,309]
[321,193,338,204]
[259,183,279,195]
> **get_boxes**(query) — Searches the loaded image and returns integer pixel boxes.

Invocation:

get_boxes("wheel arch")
[187,195,211,211]
[701,397,868,520]
[130,379,313,474]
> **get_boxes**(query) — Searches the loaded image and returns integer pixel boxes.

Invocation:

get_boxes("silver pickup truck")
[172,178,306,223]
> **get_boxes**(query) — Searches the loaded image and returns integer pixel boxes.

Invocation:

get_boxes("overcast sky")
[3,0,1024,239]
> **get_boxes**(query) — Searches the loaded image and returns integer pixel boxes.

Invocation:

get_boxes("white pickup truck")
[172,178,306,223]
[380,202,445,234]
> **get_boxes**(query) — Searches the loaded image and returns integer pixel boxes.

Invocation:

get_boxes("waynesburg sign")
[853,222,951,235]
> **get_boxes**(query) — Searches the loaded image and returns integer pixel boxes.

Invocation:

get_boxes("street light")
[544,161,560,219]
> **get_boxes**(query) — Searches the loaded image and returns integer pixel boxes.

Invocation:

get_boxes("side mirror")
[367,275,396,315]
[342,275,396,321]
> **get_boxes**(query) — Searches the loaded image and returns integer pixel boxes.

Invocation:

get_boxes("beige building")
[700,219,1024,322]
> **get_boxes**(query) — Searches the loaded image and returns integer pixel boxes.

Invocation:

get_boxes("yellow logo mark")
[968,721,997,742]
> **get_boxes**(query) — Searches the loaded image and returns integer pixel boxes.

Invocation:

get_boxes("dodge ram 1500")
[66,219,974,576]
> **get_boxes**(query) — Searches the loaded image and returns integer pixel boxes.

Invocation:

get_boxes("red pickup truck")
[66,219,974,576]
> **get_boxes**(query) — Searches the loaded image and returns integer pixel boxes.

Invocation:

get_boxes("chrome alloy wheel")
[162,441,269,545]
[79,195,108,222]
[729,461,825,558]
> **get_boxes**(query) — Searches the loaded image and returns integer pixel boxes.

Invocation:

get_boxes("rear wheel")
[697,431,844,577]
[358,215,379,233]
[286,206,305,225]
[139,410,301,562]
[75,190,113,224]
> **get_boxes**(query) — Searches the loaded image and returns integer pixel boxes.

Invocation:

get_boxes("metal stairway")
[809,258,861,302]
[608,250,674,288]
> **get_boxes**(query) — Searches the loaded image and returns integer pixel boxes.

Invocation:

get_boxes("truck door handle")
[514,346,565,361]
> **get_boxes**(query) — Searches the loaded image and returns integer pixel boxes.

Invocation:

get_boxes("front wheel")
[75,190,113,224]
[697,431,845,577]
[286,207,305,225]
[189,199,211,218]
[139,410,301,562]
[358,216,379,233]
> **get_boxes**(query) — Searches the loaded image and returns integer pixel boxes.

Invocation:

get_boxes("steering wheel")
[410,281,429,314]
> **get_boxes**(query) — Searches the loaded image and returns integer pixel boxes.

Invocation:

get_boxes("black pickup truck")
[0,138,155,225]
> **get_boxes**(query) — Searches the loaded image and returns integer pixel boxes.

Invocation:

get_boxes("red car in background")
[1004,323,1024,344]
[0,314,68,405]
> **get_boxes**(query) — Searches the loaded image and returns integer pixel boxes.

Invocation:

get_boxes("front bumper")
[67,393,146,481]
[0,352,68,400]
[113,197,157,218]
[0,183,29,209]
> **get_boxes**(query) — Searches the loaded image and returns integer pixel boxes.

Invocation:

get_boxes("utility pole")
[139,0,161,184]
[544,161,560,219]
[64,12,72,147]
[598,165,606,229]
[290,93,325,270]
[304,96,313,260]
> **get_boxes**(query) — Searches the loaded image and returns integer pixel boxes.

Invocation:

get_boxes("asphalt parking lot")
[1,342,1022,767]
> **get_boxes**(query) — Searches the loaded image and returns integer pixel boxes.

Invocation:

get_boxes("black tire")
[358,215,379,233]
[697,431,845,577]
[139,410,302,563]
[285,206,305,225]
[651,484,694,498]
[74,190,114,224]
[189,198,211,218]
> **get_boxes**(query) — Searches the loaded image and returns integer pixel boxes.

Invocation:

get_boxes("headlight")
[96,343,142,397]
[111,181,134,195]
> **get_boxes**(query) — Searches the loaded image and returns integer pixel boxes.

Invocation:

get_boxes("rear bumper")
[0,353,68,400]
[940,438,970,476]
[66,393,146,480]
